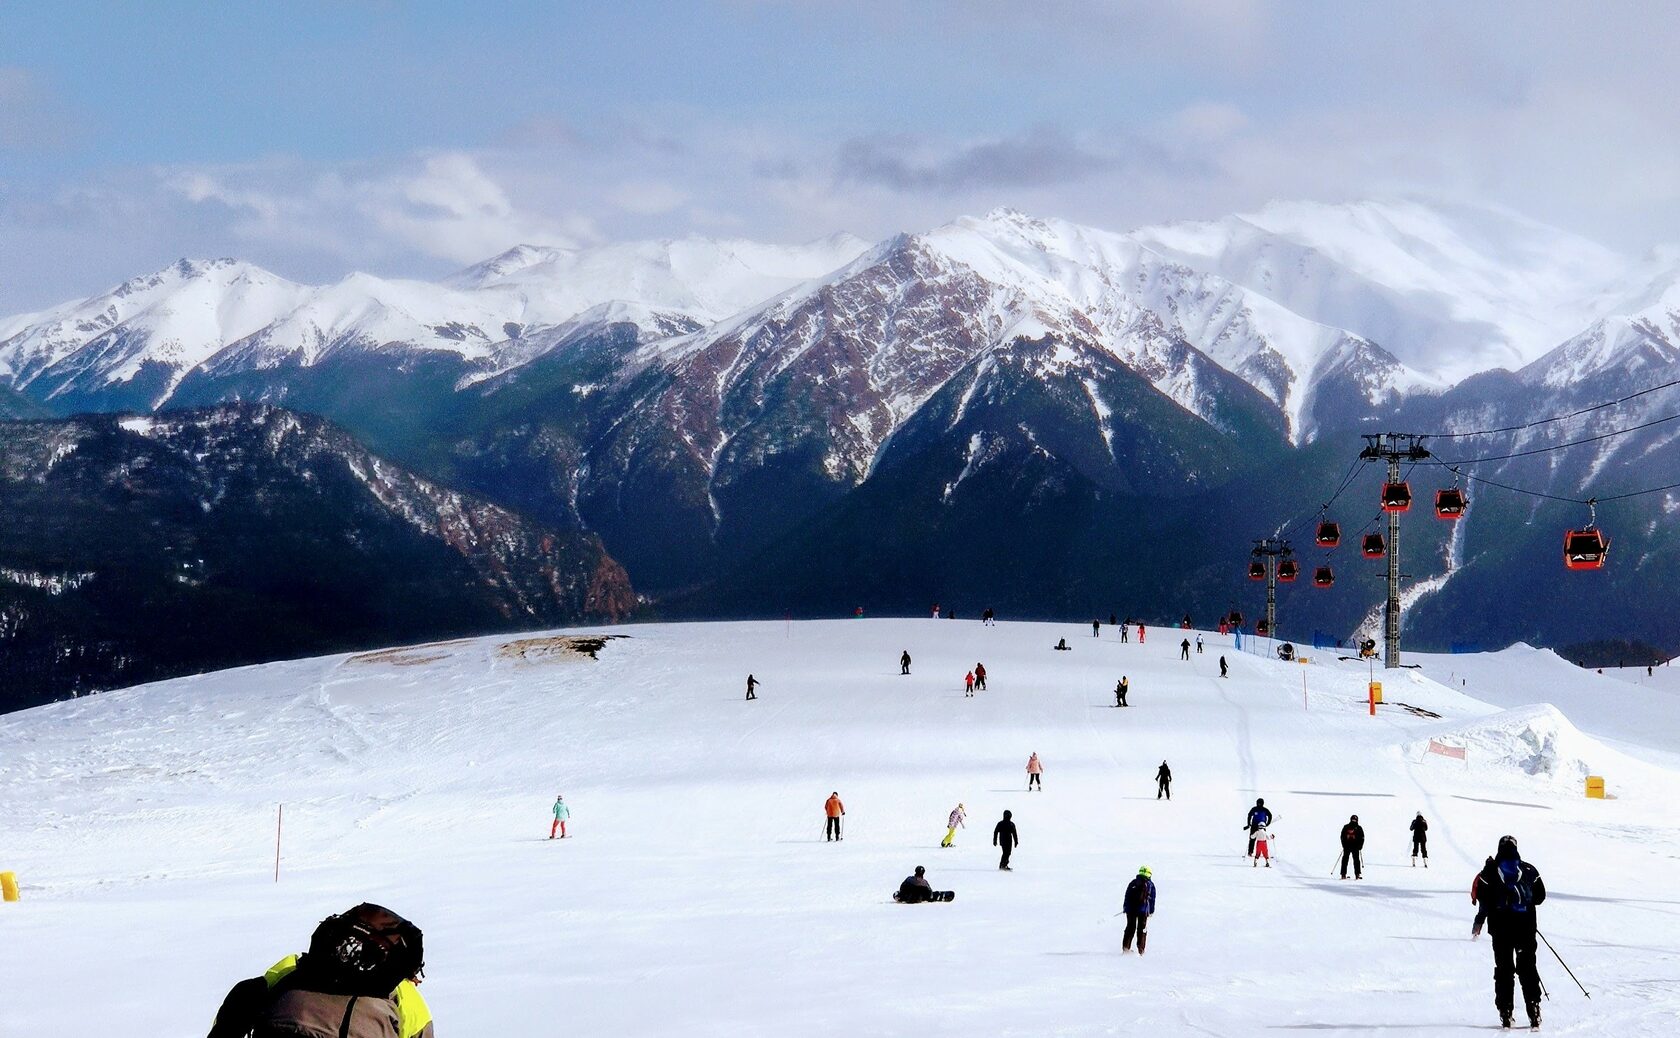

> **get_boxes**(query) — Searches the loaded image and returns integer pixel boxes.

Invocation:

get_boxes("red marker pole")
[274,804,283,883]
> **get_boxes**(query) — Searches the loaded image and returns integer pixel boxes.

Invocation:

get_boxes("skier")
[1244,799,1272,856]
[1120,622,1129,643]
[1339,814,1365,880]
[1138,624,1146,644]
[745,674,758,701]
[1196,635,1204,655]
[549,795,570,839]
[1026,752,1044,791]
[1471,855,1497,936]
[931,603,940,619]
[900,650,912,676]
[825,792,845,842]
[207,903,432,1038]
[983,607,996,626]
[974,662,987,690]
[1219,655,1228,678]
[1155,760,1171,799]
[942,803,966,847]
[1251,823,1272,867]
[1479,836,1547,1030]
[1115,675,1129,707]
[1218,619,1229,637]
[1180,638,1191,660]
[1121,866,1156,954]
[964,671,975,697]
[1093,618,1101,638]
[1410,812,1429,867]
[992,809,1019,870]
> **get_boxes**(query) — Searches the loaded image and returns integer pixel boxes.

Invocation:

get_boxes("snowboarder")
[983,607,996,626]
[1026,752,1044,790]
[1115,675,1129,707]
[1410,812,1429,867]
[964,671,975,697]
[1092,619,1101,637]
[1244,799,1272,855]
[1138,624,1146,644]
[942,803,966,847]
[1219,655,1228,678]
[550,795,570,839]
[1251,823,1272,866]
[1479,835,1547,1030]
[974,662,987,690]
[896,865,933,903]
[745,674,758,701]
[825,792,845,842]
[1120,622,1129,643]
[1195,635,1204,654]
[993,810,1019,870]
[207,903,432,1038]
[900,650,912,676]
[1121,866,1156,954]
[1180,638,1191,660]
[1155,760,1171,799]
[1339,814,1365,879]
[1054,638,1071,651]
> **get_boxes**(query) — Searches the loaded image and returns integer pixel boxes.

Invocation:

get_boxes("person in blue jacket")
[1122,866,1157,954]
[1244,798,1272,856]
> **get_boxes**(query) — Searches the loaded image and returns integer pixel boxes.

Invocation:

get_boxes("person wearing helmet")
[1339,814,1365,879]
[1479,835,1547,1029]
[1122,866,1157,954]
[1244,798,1272,856]
[208,903,432,1038]
[941,803,966,847]
[896,865,933,904]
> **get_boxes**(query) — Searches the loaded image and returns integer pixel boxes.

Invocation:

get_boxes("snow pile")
[1410,703,1623,790]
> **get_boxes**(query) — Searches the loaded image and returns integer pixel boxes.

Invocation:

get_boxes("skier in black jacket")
[1410,812,1429,867]
[1339,814,1365,879]
[1115,676,1129,707]
[900,650,912,676]
[1121,866,1156,954]
[1155,760,1171,800]
[1244,798,1272,855]
[1481,836,1547,1029]
[992,810,1019,870]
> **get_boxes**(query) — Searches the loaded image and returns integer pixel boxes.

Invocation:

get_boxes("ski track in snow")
[1,619,1678,1036]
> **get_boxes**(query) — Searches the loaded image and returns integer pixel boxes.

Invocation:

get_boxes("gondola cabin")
[1381,482,1413,513]
[1277,559,1299,582]
[1227,610,1244,627]
[1248,560,1266,581]
[1361,533,1386,558]
[1563,528,1609,571]
[1315,521,1341,548]
[1313,566,1334,587]
[1255,619,1271,636]
[1434,488,1467,520]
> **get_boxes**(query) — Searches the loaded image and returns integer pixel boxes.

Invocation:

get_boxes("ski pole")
[1537,930,1591,999]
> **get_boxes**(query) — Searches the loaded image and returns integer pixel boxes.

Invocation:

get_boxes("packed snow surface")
[2,620,1678,1036]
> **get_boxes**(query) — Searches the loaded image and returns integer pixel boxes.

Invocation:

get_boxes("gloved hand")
[1471,922,1483,940]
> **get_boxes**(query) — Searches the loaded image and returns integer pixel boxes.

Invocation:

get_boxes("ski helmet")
[1138,866,1151,877]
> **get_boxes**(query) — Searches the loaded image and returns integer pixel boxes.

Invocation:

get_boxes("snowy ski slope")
[1,620,1677,1036]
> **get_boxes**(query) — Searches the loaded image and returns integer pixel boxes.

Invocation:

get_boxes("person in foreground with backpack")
[1121,866,1156,954]
[1477,835,1547,1030]
[207,902,432,1038]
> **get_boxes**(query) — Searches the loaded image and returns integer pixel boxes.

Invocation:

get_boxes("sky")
[2,1,1679,312]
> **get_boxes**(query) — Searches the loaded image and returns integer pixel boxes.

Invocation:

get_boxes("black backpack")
[1496,860,1536,913]
[300,903,426,996]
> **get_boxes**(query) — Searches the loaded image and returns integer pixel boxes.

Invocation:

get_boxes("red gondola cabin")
[1248,560,1266,580]
[1381,482,1413,513]
[1313,566,1334,587]
[1435,488,1467,520]
[1563,528,1609,570]
[1316,521,1341,548]
[1361,533,1386,558]
[1277,559,1299,582]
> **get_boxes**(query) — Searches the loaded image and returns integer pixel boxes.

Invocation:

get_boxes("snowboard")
[892,890,956,903]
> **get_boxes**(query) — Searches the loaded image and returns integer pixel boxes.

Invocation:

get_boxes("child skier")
[964,671,975,697]
[1026,753,1044,790]
[1251,823,1272,866]
[942,803,966,847]
[550,795,570,839]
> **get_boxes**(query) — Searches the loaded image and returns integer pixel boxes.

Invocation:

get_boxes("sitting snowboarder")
[208,903,433,1038]
[1054,638,1071,651]
[893,865,954,903]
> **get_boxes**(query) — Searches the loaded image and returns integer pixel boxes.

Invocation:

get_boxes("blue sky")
[3,2,1679,310]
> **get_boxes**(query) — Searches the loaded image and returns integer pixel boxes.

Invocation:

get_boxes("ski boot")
[1500,1009,1513,1029]
[1526,1001,1541,1030]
